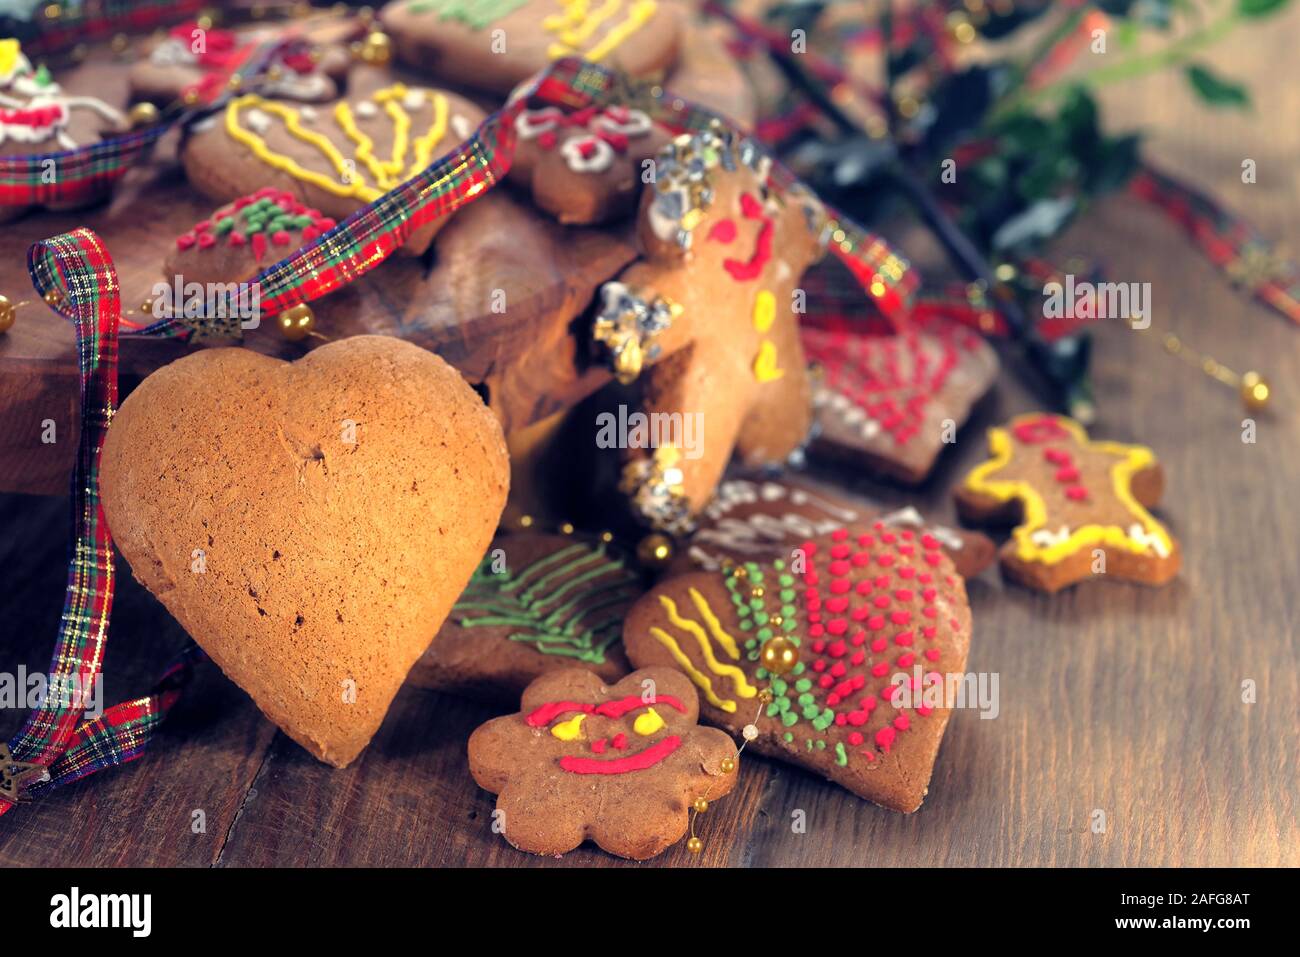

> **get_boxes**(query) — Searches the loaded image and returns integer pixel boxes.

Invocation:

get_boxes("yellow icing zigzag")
[544,0,658,62]
[961,413,1173,565]
[649,626,735,713]
[225,86,449,202]
[650,593,757,713]
[687,586,741,659]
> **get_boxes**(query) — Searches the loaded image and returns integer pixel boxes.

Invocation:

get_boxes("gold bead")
[770,615,783,627]
[760,636,799,676]
[519,514,534,528]
[758,687,774,704]
[636,533,674,569]
[559,522,575,535]
[692,797,708,813]
[43,3,60,20]
[599,530,614,544]
[182,90,200,106]
[686,837,703,854]
[43,289,63,307]
[719,756,736,774]
[197,13,214,31]
[140,298,157,318]
[361,31,393,67]
[129,102,160,128]
[733,566,748,579]
[277,303,315,341]
[750,585,764,598]
[228,74,243,90]
[1241,371,1271,413]
[0,295,15,334]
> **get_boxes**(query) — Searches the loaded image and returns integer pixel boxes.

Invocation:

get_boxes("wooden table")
[1,16,1297,867]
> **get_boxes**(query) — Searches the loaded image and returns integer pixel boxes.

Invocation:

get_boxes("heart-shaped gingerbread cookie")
[624,522,973,811]
[101,335,509,767]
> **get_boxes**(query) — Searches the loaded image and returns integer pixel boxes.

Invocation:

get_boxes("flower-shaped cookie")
[468,666,738,859]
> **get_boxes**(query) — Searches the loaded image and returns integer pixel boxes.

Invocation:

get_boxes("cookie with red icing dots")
[803,316,999,483]
[955,412,1180,592]
[164,187,337,290]
[508,99,670,225]
[468,666,738,859]
[671,474,996,580]
[623,523,973,812]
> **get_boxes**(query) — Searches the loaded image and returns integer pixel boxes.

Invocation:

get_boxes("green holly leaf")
[1185,64,1251,109]
[1237,0,1289,18]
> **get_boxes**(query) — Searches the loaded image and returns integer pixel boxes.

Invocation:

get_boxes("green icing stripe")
[453,542,638,663]
[409,0,531,30]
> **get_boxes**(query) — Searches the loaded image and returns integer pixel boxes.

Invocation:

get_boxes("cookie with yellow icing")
[180,81,486,255]
[954,412,1180,592]
[381,0,683,96]
[468,666,737,859]
[588,128,826,533]
[623,524,973,812]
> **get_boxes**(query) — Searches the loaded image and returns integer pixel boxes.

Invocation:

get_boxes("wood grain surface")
[0,11,1296,867]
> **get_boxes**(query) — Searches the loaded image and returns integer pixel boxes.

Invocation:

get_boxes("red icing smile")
[526,694,688,775]
[708,192,774,282]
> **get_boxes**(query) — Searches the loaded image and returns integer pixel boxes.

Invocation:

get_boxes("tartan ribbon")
[0,227,201,813]
[1,58,917,809]
[1,0,206,57]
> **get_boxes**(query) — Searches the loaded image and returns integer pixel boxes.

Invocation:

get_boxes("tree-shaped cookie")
[508,100,669,224]
[954,412,1180,592]
[623,523,974,812]
[468,666,738,859]
[181,81,486,255]
[410,532,642,698]
[591,127,826,532]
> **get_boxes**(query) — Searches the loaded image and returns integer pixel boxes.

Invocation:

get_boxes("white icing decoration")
[1128,523,1170,558]
[148,37,197,68]
[690,479,863,568]
[244,108,272,134]
[594,108,651,138]
[402,88,425,110]
[298,106,318,122]
[263,72,334,102]
[354,100,378,119]
[515,107,562,139]
[860,419,881,439]
[878,507,964,551]
[1030,525,1072,549]
[452,114,473,140]
[560,135,613,174]
[0,93,124,148]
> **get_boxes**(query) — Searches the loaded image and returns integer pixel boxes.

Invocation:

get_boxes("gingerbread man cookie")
[674,475,996,580]
[954,413,1180,592]
[409,532,642,700]
[0,39,128,220]
[181,81,486,255]
[804,315,1000,483]
[508,99,669,224]
[382,0,683,96]
[592,128,826,532]
[468,666,738,859]
[623,524,973,811]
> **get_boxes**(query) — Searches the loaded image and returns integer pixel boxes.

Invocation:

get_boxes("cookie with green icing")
[623,522,973,812]
[408,532,643,701]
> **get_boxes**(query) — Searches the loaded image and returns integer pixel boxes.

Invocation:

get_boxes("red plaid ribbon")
[2,58,917,809]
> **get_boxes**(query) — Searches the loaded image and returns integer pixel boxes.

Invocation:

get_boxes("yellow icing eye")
[753,340,784,383]
[551,713,586,741]
[633,707,665,736]
[752,290,776,333]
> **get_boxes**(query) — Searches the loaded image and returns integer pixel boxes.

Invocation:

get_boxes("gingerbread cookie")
[674,475,995,579]
[954,412,1180,592]
[592,128,827,532]
[382,0,683,96]
[508,98,669,224]
[624,526,973,811]
[164,187,337,290]
[803,315,1000,483]
[0,39,128,220]
[101,336,510,767]
[408,532,642,700]
[129,22,350,107]
[468,666,738,858]
[180,81,486,255]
